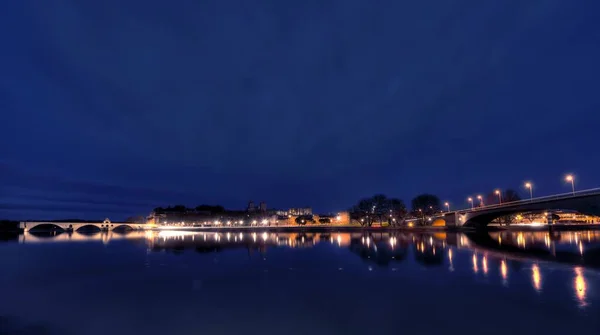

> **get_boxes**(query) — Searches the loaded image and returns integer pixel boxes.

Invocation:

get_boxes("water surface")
[1,230,599,334]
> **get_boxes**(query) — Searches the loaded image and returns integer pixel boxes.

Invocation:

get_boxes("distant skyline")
[2,1,600,220]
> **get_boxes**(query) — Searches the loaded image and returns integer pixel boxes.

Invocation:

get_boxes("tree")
[349,194,407,227]
[411,194,441,215]
[503,189,521,202]
[172,205,187,212]
[125,216,145,224]
[295,215,313,225]
[195,205,225,213]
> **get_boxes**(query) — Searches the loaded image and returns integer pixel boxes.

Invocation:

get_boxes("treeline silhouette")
[153,204,226,214]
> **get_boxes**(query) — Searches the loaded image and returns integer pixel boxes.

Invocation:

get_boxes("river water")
[1,229,599,334]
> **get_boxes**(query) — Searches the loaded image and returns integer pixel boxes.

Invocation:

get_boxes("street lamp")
[495,189,502,204]
[565,175,575,194]
[467,197,473,209]
[525,182,533,200]
[477,195,483,207]
[445,202,450,212]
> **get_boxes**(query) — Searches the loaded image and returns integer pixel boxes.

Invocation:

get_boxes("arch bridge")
[19,219,146,232]
[440,189,600,228]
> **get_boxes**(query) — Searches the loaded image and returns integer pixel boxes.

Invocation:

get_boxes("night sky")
[2,1,600,220]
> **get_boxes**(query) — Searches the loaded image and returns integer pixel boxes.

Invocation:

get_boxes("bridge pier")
[443,212,459,227]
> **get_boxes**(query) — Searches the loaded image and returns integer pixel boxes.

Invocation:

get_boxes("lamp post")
[495,189,502,204]
[477,195,483,207]
[565,175,575,194]
[467,197,473,209]
[525,182,533,200]
[445,202,450,212]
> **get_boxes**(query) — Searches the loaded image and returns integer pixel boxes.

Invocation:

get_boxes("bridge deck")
[455,188,600,213]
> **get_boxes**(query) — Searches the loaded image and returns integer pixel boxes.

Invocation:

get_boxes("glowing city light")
[532,264,541,292]
[482,256,488,275]
[565,175,575,194]
[525,182,533,199]
[574,267,587,307]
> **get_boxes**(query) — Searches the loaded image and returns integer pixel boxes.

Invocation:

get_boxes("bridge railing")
[457,187,600,213]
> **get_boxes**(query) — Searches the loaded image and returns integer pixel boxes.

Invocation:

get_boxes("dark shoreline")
[144,224,600,233]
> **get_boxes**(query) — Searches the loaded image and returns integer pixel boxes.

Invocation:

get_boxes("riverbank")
[147,225,472,233]
[150,223,600,233]
[0,220,19,233]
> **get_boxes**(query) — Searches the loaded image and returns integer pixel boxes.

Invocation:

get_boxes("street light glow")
[525,182,533,200]
[566,174,575,194]
[495,189,502,204]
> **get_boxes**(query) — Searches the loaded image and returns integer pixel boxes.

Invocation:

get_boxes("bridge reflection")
[16,230,141,245]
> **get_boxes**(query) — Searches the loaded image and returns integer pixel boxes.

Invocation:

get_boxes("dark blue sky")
[1,1,600,220]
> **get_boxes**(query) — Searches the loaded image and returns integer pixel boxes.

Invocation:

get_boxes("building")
[146,204,356,227]
[288,208,313,216]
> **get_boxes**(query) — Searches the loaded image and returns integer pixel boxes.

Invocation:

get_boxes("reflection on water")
[532,263,542,292]
[1,229,599,334]
[574,267,587,307]
[3,230,599,313]
[501,259,508,285]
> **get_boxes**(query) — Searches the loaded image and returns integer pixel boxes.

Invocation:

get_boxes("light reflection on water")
[1,229,600,334]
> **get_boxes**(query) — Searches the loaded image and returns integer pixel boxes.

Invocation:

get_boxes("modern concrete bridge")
[19,219,146,232]
[441,188,600,228]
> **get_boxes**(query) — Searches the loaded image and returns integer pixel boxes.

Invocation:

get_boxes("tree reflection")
[414,245,444,267]
[348,233,409,267]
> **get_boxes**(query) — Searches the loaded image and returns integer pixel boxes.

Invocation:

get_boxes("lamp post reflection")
[482,256,488,275]
[448,248,454,272]
[532,264,542,292]
[500,259,508,286]
[472,254,478,273]
[574,267,587,307]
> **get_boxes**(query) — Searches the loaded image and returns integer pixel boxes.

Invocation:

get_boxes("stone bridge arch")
[26,223,65,232]
[111,224,135,231]
[75,224,102,232]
